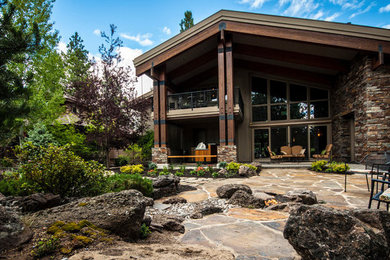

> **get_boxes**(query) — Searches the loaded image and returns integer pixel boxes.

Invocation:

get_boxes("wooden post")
[153,80,160,147]
[218,41,226,146]
[159,67,167,147]
[226,38,235,145]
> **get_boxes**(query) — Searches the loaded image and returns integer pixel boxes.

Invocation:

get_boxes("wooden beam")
[153,80,160,147]
[136,24,220,76]
[225,21,390,54]
[218,41,227,146]
[225,39,235,145]
[235,43,349,72]
[235,59,335,86]
[159,67,167,147]
[167,50,216,79]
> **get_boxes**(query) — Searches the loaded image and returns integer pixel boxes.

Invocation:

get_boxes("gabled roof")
[134,10,390,76]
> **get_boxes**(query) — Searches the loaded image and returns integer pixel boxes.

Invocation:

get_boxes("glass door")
[254,129,269,159]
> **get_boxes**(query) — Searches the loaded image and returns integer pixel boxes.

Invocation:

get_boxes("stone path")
[158,169,373,259]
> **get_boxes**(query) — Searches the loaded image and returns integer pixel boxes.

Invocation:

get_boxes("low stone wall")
[152,147,170,164]
[218,145,237,163]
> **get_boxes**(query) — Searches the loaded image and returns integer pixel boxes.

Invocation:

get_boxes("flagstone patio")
[161,169,374,259]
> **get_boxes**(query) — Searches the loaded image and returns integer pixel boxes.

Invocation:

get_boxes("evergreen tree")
[179,10,194,32]
[63,32,91,88]
[0,1,40,143]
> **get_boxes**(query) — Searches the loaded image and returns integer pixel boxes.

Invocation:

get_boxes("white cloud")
[239,0,270,9]
[279,0,319,17]
[383,24,390,29]
[349,3,375,18]
[329,0,363,10]
[379,4,390,13]
[120,33,153,46]
[56,41,67,53]
[93,29,101,36]
[311,10,324,19]
[162,26,171,35]
[325,12,340,21]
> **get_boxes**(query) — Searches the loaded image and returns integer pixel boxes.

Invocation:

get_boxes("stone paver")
[176,168,374,259]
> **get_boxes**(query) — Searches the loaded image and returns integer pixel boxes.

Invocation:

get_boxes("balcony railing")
[168,89,218,110]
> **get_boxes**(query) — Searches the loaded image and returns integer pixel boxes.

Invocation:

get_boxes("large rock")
[153,175,180,199]
[151,214,185,233]
[32,190,152,241]
[228,190,265,208]
[0,205,33,252]
[0,193,62,213]
[284,189,317,205]
[284,205,390,259]
[238,165,256,176]
[216,184,252,199]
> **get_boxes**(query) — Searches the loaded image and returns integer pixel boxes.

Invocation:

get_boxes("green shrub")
[159,166,170,175]
[116,155,129,166]
[140,223,151,239]
[120,164,144,174]
[15,143,107,198]
[147,169,158,176]
[148,162,157,170]
[212,172,219,178]
[107,173,153,197]
[124,144,144,165]
[218,162,227,169]
[31,236,60,258]
[310,160,328,172]
[179,165,186,172]
[189,170,197,175]
[175,171,184,176]
[0,171,38,196]
[0,157,14,168]
[137,130,154,161]
[311,160,350,173]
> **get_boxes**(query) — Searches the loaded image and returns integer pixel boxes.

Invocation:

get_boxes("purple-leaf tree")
[70,24,149,167]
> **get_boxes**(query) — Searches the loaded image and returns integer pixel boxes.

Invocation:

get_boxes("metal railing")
[167,89,218,110]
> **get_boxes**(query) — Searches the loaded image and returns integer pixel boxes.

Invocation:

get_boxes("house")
[134,10,390,164]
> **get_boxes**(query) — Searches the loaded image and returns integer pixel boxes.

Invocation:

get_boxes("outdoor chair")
[280,145,305,160]
[313,144,333,160]
[267,146,283,160]
[368,169,390,211]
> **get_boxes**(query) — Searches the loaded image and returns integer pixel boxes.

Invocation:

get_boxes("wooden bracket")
[372,45,384,70]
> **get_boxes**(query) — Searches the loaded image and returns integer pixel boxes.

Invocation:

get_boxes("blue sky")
[51,0,390,94]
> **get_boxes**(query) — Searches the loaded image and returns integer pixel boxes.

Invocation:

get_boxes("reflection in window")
[270,80,287,103]
[271,105,287,120]
[252,106,267,121]
[271,127,287,153]
[290,84,307,101]
[252,77,267,105]
[290,126,308,157]
[310,101,329,118]
[310,126,327,157]
[290,103,308,119]
[254,129,269,158]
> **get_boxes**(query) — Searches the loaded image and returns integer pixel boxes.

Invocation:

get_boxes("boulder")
[153,175,180,199]
[251,162,262,173]
[284,189,317,205]
[238,165,256,176]
[151,214,185,233]
[0,205,33,252]
[32,190,151,241]
[253,191,274,201]
[216,184,252,199]
[163,197,187,204]
[284,205,390,260]
[19,193,61,212]
[228,190,265,208]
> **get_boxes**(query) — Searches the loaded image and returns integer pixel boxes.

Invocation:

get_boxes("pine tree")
[180,10,194,32]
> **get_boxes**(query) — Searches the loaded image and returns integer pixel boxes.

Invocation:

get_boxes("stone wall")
[152,147,170,164]
[217,145,237,163]
[332,55,390,161]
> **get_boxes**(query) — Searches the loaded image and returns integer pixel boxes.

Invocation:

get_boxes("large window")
[252,77,329,122]
[254,129,269,159]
